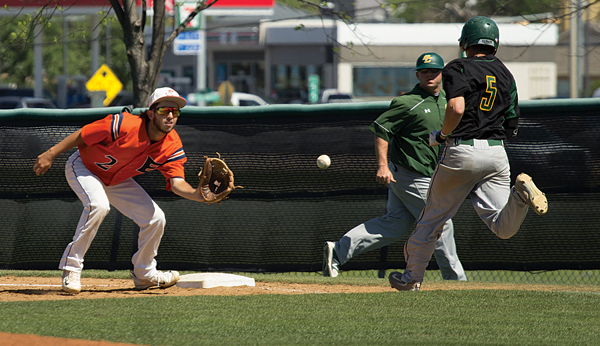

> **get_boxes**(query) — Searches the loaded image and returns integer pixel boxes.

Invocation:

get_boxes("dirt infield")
[2,276,600,303]
[1,332,146,346]
[0,275,397,302]
[2,276,600,346]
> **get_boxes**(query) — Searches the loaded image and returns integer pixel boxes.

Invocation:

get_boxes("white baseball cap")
[148,87,187,109]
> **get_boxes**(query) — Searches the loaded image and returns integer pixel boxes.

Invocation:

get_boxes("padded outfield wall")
[0,100,599,274]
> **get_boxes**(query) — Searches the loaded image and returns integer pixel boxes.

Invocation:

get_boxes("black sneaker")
[389,271,421,291]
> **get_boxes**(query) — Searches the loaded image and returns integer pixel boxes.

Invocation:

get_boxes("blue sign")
[178,31,200,40]
[175,43,200,51]
[173,30,203,55]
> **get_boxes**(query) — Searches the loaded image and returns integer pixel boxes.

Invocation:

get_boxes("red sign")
[136,0,175,14]
[4,0,273,10]
[3,0,111,7]
[210,0,274,7]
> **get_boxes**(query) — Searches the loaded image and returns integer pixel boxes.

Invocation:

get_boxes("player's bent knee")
[151,208,166,227]
[88,201,110,218]
[496,228,519,240]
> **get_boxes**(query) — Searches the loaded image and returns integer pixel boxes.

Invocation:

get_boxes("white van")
[320,89,353,103]
[230,92,269,106]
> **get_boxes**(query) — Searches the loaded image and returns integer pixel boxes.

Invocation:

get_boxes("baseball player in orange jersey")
[33,87,205,294]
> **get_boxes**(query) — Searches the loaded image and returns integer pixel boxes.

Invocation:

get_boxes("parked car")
[68,90,134,108]
[0,87,56,101]
[320,89,353,103]
[0,96,57,109]
[230,92,269,106]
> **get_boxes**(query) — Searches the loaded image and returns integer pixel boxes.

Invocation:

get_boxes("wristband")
[440,131,449,138]
[435,132,446,144]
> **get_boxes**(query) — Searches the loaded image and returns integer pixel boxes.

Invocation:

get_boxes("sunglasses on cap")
[418,68,441,74]
[156,107,181,117]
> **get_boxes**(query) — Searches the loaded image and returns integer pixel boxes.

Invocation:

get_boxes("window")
[271,64,322,103]
[353,66,418,97]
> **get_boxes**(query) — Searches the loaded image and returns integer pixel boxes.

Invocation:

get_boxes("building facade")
[160,5,564,103]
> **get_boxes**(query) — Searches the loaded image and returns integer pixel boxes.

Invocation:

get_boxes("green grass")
[1,270,600,345]
[0,290,599,345]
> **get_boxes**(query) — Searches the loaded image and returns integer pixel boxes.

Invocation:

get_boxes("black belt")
[455,138,503,146]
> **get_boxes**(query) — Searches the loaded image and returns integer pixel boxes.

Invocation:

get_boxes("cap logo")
[422,55,433,63]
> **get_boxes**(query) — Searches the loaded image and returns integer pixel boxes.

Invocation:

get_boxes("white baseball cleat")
[515,173,548,215]
[131,270,180,290]
[62,270,81,294]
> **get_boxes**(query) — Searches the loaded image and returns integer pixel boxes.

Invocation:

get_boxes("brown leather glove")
[197,153,241,205]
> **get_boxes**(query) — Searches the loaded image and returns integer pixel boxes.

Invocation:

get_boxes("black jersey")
[442,55,520,140]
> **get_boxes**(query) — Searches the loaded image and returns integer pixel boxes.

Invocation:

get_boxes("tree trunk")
[110,0,165,108]
[109,0,211,108]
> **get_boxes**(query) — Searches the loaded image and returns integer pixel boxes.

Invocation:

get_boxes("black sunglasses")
[418,68,442,74]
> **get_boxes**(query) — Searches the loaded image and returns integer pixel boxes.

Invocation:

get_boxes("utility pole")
[91,14,100,74]
[34,23,43,98]
[196,12,206,106]
[569,0,585,98]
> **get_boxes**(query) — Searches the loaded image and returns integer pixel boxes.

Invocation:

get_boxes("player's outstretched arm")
[33,129,84,176]
[170,177,205,203]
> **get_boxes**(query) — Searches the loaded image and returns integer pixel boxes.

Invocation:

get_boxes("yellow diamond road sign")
[85,64,123,106]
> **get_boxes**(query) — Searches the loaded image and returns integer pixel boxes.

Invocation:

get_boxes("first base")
[176,273,255,289]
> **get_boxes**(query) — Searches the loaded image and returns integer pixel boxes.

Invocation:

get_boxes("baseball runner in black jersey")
[389,16,548,291]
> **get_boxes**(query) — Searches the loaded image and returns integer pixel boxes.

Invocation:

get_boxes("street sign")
[85,64,122,107]
[187,92,220,104]
[176,2,201,30]
[173,30,202,55]
[308,74,320,103]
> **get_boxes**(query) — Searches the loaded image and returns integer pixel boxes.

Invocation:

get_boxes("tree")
[0,0,216,108]
[385,0,564,23]
[284,0,564,23]
[109,0,217,107]
[0,14,131,98]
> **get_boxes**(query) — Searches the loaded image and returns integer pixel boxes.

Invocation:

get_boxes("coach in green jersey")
[369,71,446,178]
[323,52,466,280]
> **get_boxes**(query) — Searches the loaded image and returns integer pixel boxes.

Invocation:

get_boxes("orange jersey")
[78,112,186,190]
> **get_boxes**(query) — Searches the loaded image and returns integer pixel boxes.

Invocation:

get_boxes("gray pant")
[334,163,467,281]
[402,139,529,283]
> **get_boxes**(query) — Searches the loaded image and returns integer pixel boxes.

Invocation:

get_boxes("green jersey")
[368,84,446,177]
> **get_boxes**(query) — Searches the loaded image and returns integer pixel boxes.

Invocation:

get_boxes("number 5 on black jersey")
[480,75,497,111]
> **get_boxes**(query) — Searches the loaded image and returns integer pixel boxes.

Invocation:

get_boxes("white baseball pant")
[59,151,166,280]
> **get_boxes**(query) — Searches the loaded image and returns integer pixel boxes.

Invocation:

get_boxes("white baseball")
[317,155,331,169]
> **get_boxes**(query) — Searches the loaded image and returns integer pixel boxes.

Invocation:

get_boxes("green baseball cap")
[416,52,444,70]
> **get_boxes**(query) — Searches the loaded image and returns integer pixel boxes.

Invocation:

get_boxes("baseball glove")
[197,153,240,205]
